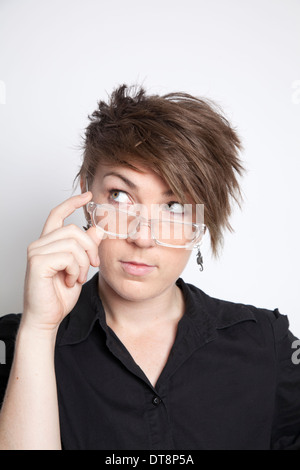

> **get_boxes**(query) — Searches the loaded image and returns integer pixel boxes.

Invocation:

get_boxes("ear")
[80,176,88,194]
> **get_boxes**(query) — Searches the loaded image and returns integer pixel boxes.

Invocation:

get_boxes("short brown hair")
[75,84,245,257]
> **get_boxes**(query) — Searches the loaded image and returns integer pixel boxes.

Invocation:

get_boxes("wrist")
[18,317,59,345]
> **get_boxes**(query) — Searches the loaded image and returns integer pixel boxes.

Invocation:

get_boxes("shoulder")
[178,278,295,351]
[183,283,300,451]
[0,314,22,363]
[0,313,22,340]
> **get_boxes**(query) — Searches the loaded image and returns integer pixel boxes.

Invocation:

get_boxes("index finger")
[41,192,93,236]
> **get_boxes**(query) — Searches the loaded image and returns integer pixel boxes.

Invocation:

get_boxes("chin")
[118,277,158,300]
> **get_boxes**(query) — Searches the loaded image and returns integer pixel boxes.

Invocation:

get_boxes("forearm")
[0,322,61,450]
[0,192,99,450]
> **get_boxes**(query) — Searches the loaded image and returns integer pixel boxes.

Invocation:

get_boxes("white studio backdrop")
[0,0,299,336]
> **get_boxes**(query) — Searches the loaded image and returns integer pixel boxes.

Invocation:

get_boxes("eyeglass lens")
[92,205,200,246]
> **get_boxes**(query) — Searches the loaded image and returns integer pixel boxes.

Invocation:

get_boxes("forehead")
[92,162,174,195]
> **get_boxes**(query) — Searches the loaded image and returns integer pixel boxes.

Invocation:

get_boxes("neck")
[98,275,185,332]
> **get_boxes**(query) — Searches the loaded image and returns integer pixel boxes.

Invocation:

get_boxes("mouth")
[122,261,155,267]
[120,260,156,276]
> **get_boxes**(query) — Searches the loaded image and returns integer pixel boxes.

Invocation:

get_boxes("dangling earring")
[196,244,204,272]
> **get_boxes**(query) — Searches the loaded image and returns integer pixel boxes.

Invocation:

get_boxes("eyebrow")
[103,171,175,197]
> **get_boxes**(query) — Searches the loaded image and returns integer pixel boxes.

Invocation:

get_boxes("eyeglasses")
[86,202,206,249]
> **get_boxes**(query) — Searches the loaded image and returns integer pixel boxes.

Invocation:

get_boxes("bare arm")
[0,325,60,449]
[0,192,102,450]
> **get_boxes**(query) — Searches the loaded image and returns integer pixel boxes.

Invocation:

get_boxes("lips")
[120,261,156,276]
[122,261,155,267]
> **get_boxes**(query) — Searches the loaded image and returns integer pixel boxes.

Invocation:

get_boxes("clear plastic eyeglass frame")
[86,201,207,249]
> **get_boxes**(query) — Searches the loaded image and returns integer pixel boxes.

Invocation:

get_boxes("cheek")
[162,249,193,276]
[97,239,120,265]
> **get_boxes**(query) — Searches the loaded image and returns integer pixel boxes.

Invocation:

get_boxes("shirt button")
[152,396,161,406]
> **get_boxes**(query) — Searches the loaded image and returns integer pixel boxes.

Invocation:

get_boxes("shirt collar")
[57,273,256,347]
[57,273,103,346]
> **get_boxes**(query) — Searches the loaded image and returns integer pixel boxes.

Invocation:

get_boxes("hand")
[22,192,103,332]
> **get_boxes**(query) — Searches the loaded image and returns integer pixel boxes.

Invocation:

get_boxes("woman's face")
[86,163,196,302]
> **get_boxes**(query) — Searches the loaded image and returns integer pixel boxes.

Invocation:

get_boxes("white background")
[0,0,299,336]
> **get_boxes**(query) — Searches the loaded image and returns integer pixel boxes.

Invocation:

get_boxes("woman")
[0,85,299,450]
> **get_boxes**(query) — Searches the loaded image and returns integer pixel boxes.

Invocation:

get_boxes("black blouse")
[1,273,300,450]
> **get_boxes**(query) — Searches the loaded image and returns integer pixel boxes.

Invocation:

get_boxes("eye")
[167,201,184,214]
[166,202,185,213]
[108,189,132,205]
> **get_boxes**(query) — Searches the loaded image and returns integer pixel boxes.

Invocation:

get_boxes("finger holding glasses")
[23,192,104,332]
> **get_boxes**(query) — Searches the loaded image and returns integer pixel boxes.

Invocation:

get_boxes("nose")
[126,219,156,248]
